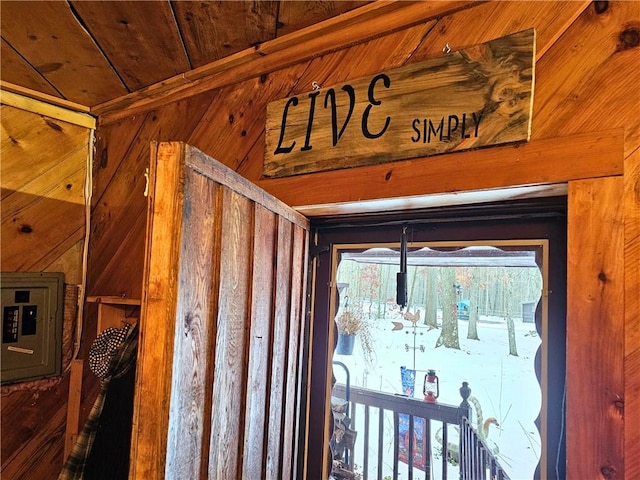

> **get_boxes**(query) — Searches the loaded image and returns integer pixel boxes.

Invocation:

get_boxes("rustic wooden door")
[129,142,310,480]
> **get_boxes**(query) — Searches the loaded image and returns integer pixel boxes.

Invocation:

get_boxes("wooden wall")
[0,100,94,478]
[87,1,638,479]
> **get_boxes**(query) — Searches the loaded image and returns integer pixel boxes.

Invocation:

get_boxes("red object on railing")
[423,369,440,403]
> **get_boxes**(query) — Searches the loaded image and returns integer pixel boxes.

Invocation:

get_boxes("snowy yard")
[332,310,542,480]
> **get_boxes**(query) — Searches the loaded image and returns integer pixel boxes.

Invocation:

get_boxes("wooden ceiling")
[0,1,369,110]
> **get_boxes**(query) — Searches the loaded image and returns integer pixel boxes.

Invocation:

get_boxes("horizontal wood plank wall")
[131,143,309,479]
[567,177,624,479]
[1,102,90,479]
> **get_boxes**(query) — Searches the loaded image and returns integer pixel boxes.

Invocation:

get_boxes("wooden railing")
[331,382,510,480]
[459,416,511,480]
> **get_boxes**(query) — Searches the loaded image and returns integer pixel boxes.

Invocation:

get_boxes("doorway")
[305,198,567,480]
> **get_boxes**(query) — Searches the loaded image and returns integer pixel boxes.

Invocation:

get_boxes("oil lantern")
[423,369,440,403]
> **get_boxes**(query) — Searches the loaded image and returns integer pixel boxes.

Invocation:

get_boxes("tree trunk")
[407,266,418,311]
[435,268,460,349]
[424,268,438,328]
[502,268,518,356]
[467,274,480,340]
[507,314,518,356]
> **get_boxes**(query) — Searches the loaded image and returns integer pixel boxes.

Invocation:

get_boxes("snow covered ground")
[332,309,542,480]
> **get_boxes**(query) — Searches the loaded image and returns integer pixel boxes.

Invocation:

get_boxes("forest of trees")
[336,259,542,355]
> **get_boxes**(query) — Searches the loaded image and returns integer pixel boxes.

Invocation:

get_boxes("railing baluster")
[364,405,370,480]
[377,408,384,480]
[424,418,431,479]
[350,400,357,470]
[442,421,448,480]
[408,414,414,480]
[393,411,399,480]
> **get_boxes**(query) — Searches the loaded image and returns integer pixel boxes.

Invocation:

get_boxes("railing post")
[458,382,472,480]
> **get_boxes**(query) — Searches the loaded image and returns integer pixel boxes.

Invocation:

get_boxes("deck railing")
[331,382,510,480]
[459,416,511,480]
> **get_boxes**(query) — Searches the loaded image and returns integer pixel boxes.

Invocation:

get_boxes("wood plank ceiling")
[0,1,369,108]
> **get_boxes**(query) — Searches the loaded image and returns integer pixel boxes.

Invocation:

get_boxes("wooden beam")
[64,359,84,460]
[0,86,95,128]
[625,147,640,480]
[257,129,623,208]
[94,1,480,124]
[567,176,624,479]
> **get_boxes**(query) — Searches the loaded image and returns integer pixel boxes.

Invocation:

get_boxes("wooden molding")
[1,85,95,129]
[257,129,624,210]
[94,1,479,124]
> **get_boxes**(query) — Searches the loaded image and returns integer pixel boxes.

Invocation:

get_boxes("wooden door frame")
[263,131,630,479]
[305,201,568,479]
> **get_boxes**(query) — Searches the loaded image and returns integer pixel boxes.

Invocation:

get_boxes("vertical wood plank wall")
[130,143,309,479]
[84,2,640,479]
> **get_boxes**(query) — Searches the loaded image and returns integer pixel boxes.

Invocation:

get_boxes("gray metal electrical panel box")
[1,272,65,384]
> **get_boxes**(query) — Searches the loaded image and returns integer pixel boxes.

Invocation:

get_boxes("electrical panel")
[1,272,64,384]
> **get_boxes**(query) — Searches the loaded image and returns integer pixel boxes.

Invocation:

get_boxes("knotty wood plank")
[277,1,371,37]
[257,129,623,208]
[129,142,184,480]
[92,113,146,204]
[2,152,85,214]
[207,188,253,480]
[264,30,535,177]
[281,224,308,480]
[173,1,278,68]
[188,63,309,174]
[164,169,221,479]
[242,204,277,480]
[89,94,214,297]
[95,1,478,122]
[0,1,127,105]
[70,1,190,90]
[1,105,90,194]
[625,147,640,479]
[533,1,640,158]
[1,39,61,98]
[265,217,294,480]
[567,177,624,479]
[410,0,589,62]
[1,189,85,271]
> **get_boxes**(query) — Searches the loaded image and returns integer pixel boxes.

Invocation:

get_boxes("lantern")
[423,369,440,403]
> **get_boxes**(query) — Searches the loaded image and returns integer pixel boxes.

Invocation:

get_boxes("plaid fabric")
[59,322,138,480]
[89,323,131,382]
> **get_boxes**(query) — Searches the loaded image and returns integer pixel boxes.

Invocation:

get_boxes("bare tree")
[423,267,439,329]
[435,268,460,349]
[501,268,518,356]
[467,270,480,340]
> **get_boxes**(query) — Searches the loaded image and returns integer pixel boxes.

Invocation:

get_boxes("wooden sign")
[264,29,535,178]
